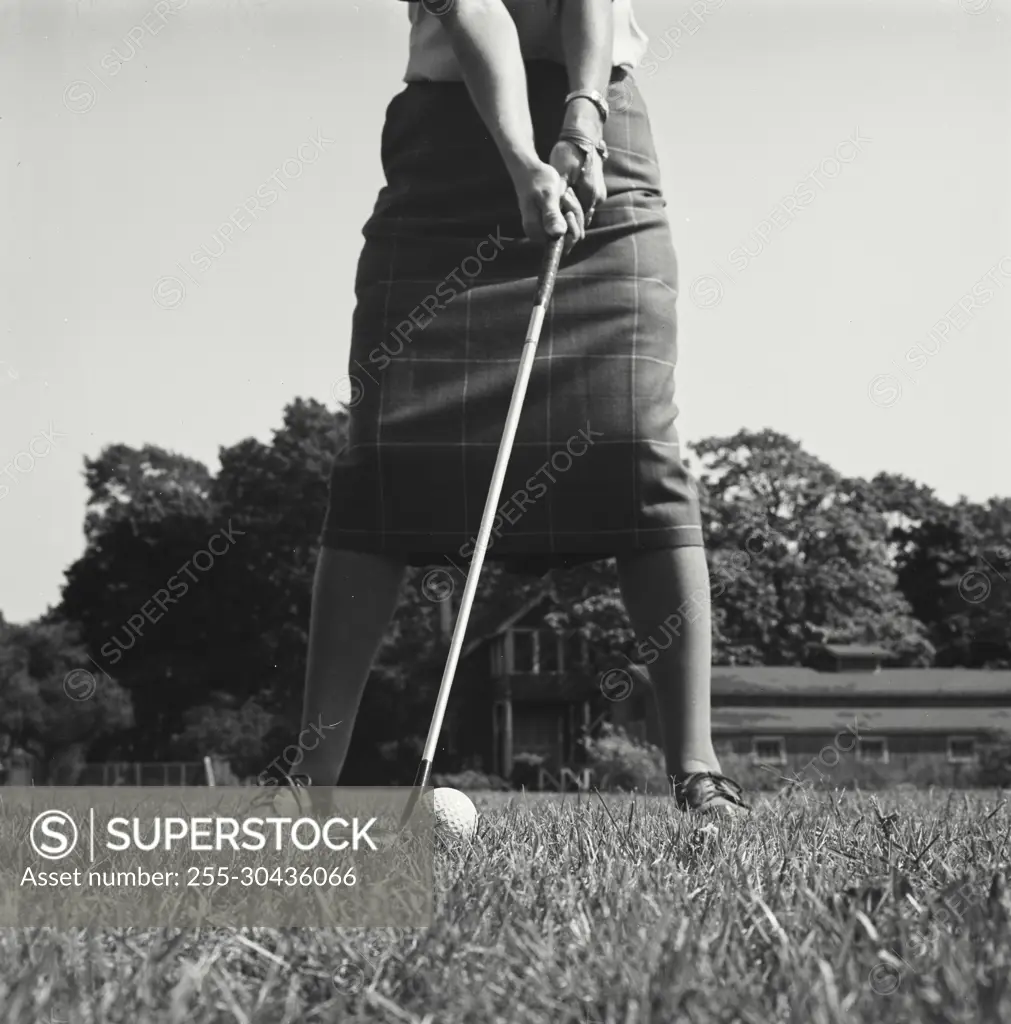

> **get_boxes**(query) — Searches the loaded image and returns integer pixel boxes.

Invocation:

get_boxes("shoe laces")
[673,771,748,811]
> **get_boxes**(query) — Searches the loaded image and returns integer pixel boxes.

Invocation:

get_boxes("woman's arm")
[439,0,582,246]
[440,0,540,181]
[552,0,614,222]
[559,0,614,144]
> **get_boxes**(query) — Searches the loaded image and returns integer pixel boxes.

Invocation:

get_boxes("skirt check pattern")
[322,61,703,575]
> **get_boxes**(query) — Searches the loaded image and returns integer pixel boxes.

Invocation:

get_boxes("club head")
[398,788,425,832]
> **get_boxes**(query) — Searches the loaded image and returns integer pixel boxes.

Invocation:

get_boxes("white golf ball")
[426,787,478,841]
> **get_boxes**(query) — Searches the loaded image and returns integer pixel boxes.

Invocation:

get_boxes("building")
[450,593,1011,787]
[615,658,1011,786]
[449,591,604,785]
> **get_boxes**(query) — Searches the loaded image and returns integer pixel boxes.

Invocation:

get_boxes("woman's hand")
[510,159,586,253]
[549,139,606,228]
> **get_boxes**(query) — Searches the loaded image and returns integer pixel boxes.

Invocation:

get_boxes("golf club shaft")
[420,236,564,766]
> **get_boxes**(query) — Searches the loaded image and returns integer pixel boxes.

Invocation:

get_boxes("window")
[752,736,786,765]
[857,737,889,764]
[539,632,561,672]
[564,632,588,669]
[947,736,977,764]
[509,629,569,673]
[512,629,536,672]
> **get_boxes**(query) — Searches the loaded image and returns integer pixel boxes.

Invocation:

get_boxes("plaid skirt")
[322,61,703,576]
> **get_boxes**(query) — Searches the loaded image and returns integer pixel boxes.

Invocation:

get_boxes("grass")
[2,788,1010,1023]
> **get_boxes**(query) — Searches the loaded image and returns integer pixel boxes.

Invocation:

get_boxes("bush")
[583,723,668,794]
[431,770,510,792]
[173,699,276,778]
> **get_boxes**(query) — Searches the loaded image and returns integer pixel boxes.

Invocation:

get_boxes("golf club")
[399,234,565,829]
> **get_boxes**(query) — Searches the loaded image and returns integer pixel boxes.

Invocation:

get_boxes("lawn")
[3,788,1010,1023]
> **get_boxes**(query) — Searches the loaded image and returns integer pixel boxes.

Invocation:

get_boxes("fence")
[537,766,593,791]
[76,762,207,786]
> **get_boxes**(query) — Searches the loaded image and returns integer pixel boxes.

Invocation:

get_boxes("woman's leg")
[294,548,408,785]
[616,546,720,777]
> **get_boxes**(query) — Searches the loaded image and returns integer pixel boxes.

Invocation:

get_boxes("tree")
[946,498,1011,668]
[691,430,934,665]
[209,398,548,780]
[60,443,222,758]
[56,398,534,780]
[0,616,133,782]
[173,696,277,778]
[77,441,214,545]
[548,431,937,667]
[53,402,1006,782]
[58,404,350,761]
[864,476,1011,668]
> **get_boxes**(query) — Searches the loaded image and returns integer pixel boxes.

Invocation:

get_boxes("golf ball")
[426,787,478,841]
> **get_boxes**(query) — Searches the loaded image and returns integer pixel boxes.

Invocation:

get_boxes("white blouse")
[403,0,649,82]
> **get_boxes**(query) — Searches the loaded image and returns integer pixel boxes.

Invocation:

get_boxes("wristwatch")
[564,89,610,124]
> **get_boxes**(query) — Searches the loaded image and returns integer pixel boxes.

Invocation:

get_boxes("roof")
[821,644,893,658]
[630,664,1011,699]
[713,706,1011,735]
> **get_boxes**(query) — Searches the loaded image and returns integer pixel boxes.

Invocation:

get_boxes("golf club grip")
[534,236,565,308]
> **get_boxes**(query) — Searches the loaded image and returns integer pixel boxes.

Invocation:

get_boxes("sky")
[1,0,1009,625]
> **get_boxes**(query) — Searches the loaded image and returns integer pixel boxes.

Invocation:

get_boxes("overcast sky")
[1,0,1009,624]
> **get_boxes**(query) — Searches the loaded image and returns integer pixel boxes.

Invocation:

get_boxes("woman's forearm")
[440,0,541,181]
[559,0,614,141]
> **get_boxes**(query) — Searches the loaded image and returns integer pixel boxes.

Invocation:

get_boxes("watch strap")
[564,89,609,124]
[557,129,609,165]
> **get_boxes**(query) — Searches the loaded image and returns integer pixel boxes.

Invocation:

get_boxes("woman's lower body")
[295,63,745,811]
[324,61,699,568]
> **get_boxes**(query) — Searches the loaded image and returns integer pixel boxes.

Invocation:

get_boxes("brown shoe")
[672,771,750,815]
